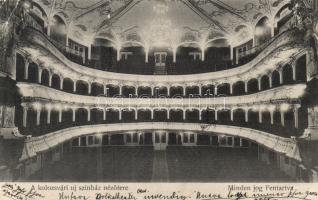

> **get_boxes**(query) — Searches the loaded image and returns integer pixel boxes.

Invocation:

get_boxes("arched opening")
[154,87,167,97]
[50,15,67,45]
[185,86,199,97]
[201,85,214,97]
[169,109,183,122]
[41,69,50,86]
[63,78,74,93]
[248,109,259,129]
[284,110,295,136]
[217,83,230,96]
[274,3,292,35]
[138,87,151,97]
[106,85,120,97]
[295,55,307,82]
[254,16,272,46]
[247,78,259,93]
[137,109,151,122]
[233,81,245,95]
[106,109,120,123]
[272,70,280,87]
[218,110,231,124]
[261,75,270,91]
[28,63,38,83]
[16,53,25,81]
[76,108,88,125]
[91,108,104,124]
[51,74,61,90]
[201,109,215,123]
[62,109,73,124]
[122,86,135,98]
[185,109,199,122]
[122,109,135,122]
[40,110,48,126]
[51,110,59,126]
[170,86,183,98]
[282,64,293,84]
[76,80,89,95]
[262,111,271,126]
[91,82,104,96]
[153,109,167,121]
[26,109,37,132]
[233,109,246,126]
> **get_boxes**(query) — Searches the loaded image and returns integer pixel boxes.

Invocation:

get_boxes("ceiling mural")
[30,0,292,48]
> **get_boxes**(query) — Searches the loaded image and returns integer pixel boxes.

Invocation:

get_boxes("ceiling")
[31,0,292,48]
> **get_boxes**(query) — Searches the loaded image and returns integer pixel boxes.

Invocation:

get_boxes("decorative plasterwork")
[30,0,293,48]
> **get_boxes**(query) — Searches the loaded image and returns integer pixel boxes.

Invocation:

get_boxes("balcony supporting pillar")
[72,108,76,122]
[73,81,77,93]
[270,111,274,125]
[259,111,263,123]
[280,111,285,127]
[103,109,106,121]
[36,110,41,126]
[47,109,51,124]
[58,109,62,123]
[294,106,299,129]
[38,68,42,84]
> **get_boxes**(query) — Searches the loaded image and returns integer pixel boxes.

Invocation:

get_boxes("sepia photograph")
[1,0,318,187]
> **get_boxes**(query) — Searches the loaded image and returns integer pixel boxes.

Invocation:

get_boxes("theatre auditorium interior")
[1,0,318,182]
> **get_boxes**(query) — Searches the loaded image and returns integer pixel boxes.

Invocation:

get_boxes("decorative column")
[258,77,262,91]
[183,86,186,97]
[103,109,106,121]
[88,45,92,60]
[278,69,283,84]
[198,85,202,96]
[135,109,138,120]
[58,109,62,123]
[244,81,248,93]
[259,111,263,123]
[167,110,170,120]
[36,110,41,126]
[230,109,234,121]
[24,60,29,80]
[229,83,233,95]
[38,68,42,84]
[292,62,296,81]
[49,73,52,87]
[88,83,92,95]
[73,81,77,93]
[22,106,28,127]
[245,109,249,122]
[72,108,76,122]
[294,105,300,128]
[135,87,138,96]
[201,49,205,61]
[103,85,108,96]
[270,110,274,125]
[215,110,218,121]
[269,74,273,88]
[87,108,91,121]
[280,111,285,127]
[47,109,51,124]
[183,110,186,121]
[119,109,122,121]
[151,109,154,120]
[167,87,170,97]
[119,85,123,96]
[116,48,121,61]
[214,85,218,96]
[173,50,177,63]
[199,109,202,121]
[145,49,149,63]
[235,48,239,65]
[60,77,64,90]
